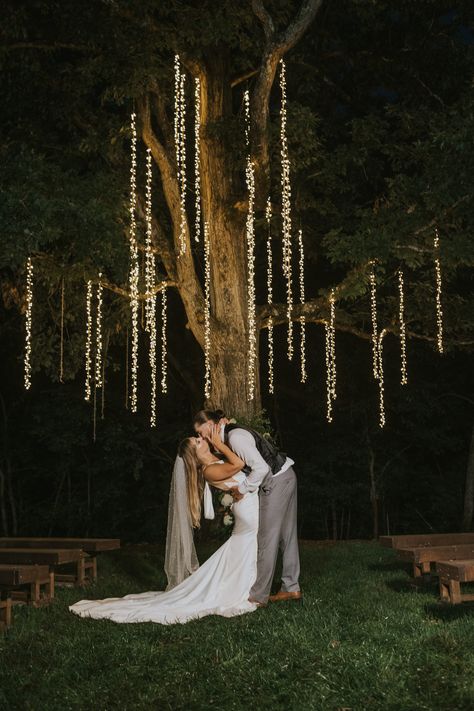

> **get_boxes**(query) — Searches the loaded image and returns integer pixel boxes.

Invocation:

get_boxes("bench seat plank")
[0,564,50,586]
[0,538,120,553]
[0,548,82,566]
[380,533,474,549]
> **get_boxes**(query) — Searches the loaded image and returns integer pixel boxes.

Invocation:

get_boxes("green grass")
[2,541,474,710]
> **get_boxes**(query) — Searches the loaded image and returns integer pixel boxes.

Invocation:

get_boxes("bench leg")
[47,572,55,601]
[421,562,431,576]
[76,557,86,587]
[448,580,462,605]
[413,564,422,578]
[91,556,98,583]
[29,580,41,606]
[439,578,450,602]
[0,597,12,629]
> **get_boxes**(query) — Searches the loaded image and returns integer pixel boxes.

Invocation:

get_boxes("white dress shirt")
[223,425,294,495]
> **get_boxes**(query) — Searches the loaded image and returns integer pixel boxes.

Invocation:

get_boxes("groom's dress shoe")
[269,590,303,603]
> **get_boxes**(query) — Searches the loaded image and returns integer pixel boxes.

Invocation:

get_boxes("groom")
[193,409,301,607]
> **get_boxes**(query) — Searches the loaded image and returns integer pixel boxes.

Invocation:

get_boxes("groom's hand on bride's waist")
[228,486,244,502]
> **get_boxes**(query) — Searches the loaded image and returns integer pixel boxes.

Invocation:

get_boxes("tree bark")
[462,423,474,531]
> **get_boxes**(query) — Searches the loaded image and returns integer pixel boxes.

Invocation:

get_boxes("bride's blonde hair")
[178,438,205,528]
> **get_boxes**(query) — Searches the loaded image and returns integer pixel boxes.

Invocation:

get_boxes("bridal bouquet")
[219,492,234,529]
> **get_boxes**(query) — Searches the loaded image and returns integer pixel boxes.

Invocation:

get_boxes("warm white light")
[434,228,443,354]
[84,280,93,401]
[24,257,33,390]
[244,90,257,401]
[378,328,387,428]
[95,274,103,389]
[280,59,294,360]
[129,112,139,412]
[144,148,157,426]
[398,270,407,385]
[194,77,201,243]
[369,263,379,379]
[266,197,274,394]
[298,229,307,383]
[203,222,212,400]
[174,56,187,256]
[160,283,168,394]
[325,289,337,422]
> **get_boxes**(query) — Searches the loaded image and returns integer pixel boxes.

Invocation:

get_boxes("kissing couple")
[69,409,301,624]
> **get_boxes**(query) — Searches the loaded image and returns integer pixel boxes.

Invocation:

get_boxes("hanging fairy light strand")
[298,229,307,383]
[84,280,93,401]
[203,222,212,400]
[244,90,257,401]
[95,274,103,389]
[160,284,168,394]
[280,59,294,360]
[369,263,379,379]
[59,277,65,383]
[398,270,408,385]
[144,148,155,331]
[266,197,274,395]
[129,112,139,412]
[174,55,187,256]
[329,289,337,400]
[325,290,337,422]
[24,257,34,390]
[377,328,387,428]
[194,77,201,243]
[434,228,444,354]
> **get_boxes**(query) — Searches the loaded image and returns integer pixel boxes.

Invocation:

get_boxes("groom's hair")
[193,408,226,426]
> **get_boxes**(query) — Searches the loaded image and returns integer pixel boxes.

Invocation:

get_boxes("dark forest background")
[0,0,473,543]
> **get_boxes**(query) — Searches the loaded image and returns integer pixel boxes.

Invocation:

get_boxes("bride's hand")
[206,423,224,451]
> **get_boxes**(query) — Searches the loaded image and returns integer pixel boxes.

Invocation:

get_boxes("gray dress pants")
[249,466,300,603]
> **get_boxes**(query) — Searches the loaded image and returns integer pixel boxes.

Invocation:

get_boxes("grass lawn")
[2,541,474,710]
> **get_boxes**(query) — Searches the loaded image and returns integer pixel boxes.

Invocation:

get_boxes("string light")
[325,290,337,422]
[95,274,103,389]
[129,112,139,412]
[266,197,274,394]
[149,298,157,428]
[24,257,33,390]
[329,289,337,400]
[398,270,407,385]
[244,90,257,401]
[280,59,294,360]
[160,283,168,394]
[145,148,155,331]
[325,323,333,423]
[174,56,187,256]
[203,222,212,400]
[369,263,379,379]
[194,77,201,243]
[434,228,444,354]
[59,277,65,383]
[84,280,93,401]
[298,229,307,383]
[377,328,387,428]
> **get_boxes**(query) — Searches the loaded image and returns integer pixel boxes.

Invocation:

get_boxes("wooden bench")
[397,543,474,579]
[380,533,474,549]
[0,548,92,587]
[0,593,12,632]
[437,560,474,604]
[0,564,53,606]
[0,538,121,585]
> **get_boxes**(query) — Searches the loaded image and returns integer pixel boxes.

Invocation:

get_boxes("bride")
[69,424,259,624]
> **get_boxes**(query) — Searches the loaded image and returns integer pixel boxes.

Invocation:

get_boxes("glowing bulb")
[369,263,379,379]
[280,59,294,360]
[329,289,336,400]
[84,280,93,401]
[129,112,139,412]
[298,229,307,383]
[398,270,407,385]
[244,91,257,401]
[24,257,33,390]
[194,77,201,243]
[160,283,168,395]
[174,56,187,256]
[203,222,212,400]
[434,228,443,354]
[266,197,274,394]
[95,274,103,389]
[378,328,387,428]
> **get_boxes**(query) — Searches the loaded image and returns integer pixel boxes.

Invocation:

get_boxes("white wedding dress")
[69,472,259,624]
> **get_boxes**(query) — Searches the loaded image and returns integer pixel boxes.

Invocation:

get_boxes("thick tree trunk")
[462,423,474,531]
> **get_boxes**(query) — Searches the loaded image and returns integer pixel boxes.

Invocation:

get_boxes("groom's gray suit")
[224,425,300,604]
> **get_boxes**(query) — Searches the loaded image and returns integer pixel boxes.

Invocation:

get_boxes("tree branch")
[250,0,323,203]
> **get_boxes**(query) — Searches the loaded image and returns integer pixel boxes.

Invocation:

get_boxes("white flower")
[221,493,233,507]
[223,513,233,527]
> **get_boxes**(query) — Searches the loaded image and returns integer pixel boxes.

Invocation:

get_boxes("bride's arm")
[203,425,245,482]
